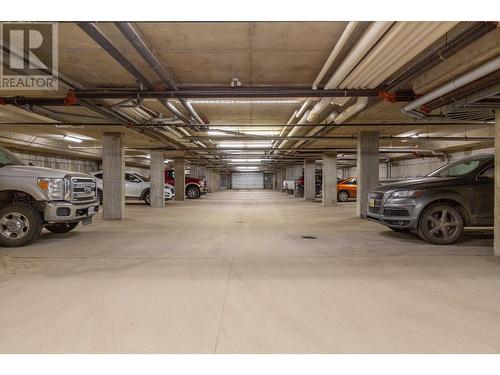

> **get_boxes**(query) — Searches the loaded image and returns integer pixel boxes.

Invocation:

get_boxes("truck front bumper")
[43,199,100,224]
[200,187,209,194]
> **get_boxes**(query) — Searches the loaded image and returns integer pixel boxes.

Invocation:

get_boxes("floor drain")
[301,235,317,239]
[236,221,244,224]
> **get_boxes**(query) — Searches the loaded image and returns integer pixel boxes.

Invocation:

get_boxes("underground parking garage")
[1,16,500,356]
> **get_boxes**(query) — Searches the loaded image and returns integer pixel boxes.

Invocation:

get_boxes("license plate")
[87,206,95,215]
[369,199,375,207]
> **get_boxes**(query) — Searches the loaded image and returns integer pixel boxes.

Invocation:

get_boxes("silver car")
[90,171,175,205]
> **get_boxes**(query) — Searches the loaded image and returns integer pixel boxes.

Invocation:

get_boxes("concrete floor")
[0,190,499,353]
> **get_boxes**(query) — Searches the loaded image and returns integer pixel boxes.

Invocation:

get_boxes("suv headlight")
[390,190,423,199]
[37,178,65,200]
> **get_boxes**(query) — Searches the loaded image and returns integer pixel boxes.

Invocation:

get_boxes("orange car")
[337,177,357,202]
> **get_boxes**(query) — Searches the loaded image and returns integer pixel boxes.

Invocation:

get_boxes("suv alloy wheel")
[417,204,464,245]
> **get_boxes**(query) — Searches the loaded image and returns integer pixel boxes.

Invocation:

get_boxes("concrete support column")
[190,164,199,178]
[495,109,500,256]
[150,149,165,208]
[102,132,125,220]
[174,158,185,201]
[322,152,338,207]
[356,131,379,218]
[294,165,303,180]
[212,171,220,192]
[198,166,207,178]
[276,170,283,191]
[206,169,213,192]
[304,159,316,201]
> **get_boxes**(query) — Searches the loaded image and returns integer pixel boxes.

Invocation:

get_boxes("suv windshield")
[427,158,484,177]
[133,173,149,182]
[0,147,26,167]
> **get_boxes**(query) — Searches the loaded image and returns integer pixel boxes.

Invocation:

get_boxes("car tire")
[0,203,43,247]
[417,203,464,245]
[97,189,103,205]
[45,222,79,234]
[186,185,200,199]
[143,189,151,205]
[337,190,349,202]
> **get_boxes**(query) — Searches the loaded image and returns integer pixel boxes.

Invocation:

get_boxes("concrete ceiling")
[0,21,497,166]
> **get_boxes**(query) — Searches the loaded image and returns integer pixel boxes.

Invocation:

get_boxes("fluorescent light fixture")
[242,130,280,136]
[235,166,259,170]
[411,134,419,138]
[218,141,273,149]
[230,159,262,162]
[188,99,301,105]
[63,135,83,143]
[144,154,151,159]
[400,139,408,143]
[207,131,226,136]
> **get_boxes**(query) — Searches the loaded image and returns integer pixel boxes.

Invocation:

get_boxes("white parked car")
[90,171,175,205]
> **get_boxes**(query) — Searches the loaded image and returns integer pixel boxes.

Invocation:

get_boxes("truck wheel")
[417,204,464,245]
[186,185,200,199]
[97,189,103,205]
[0,203,43,247]
[143,189,151,205]
[337,190,349,202]
[45,222,79,234]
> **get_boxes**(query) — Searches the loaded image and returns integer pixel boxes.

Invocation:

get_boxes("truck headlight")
[37,178,65,200]
[390,190,423,199]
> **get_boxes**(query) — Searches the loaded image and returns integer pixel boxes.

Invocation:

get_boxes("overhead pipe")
[78,22,192,126]
[312,22,360,90]
[114,22,206,126]
[293,97,369,149]
[78,23,152,89]
[295,99,313,118]
[342,22,458,89]
[307,21,393,123]
[332,97,370,124]
[156,146,446,155]
[278,110,311,149]
[402,55,500,118]
[383,22,498,91]
[185,135,494,142]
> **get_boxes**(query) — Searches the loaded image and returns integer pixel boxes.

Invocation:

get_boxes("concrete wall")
[347,147,494,180]
[11,148,153,177]
[13,150,100,173]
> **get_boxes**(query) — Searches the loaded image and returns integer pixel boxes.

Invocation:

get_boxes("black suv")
[367,155,494,244]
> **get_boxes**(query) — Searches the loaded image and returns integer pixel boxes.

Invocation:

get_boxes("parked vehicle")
[367,155,494,245]
[296,176,356,201]
[0,146,99,247]
[164,170,208,199]
[91,171,175,205]
[295,175,323,196]
[337,177,357,202]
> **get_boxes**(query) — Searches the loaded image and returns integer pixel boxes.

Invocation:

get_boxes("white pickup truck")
[90,171,175,205]
[0,146,99,247]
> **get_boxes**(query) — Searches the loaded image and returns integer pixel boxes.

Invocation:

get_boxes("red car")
[164,170,209,199]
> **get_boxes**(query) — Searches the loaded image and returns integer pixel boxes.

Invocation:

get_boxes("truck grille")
[71,178,97,202]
